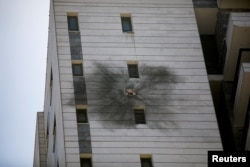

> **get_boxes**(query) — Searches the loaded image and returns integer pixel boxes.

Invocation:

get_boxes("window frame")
[121,16,133,32]
[128,64,139,78]
[80,158,92,167]
[72,64,83,76]
[140,157,153,167]
[67,16,79,31]
[134,109,146,124]
[76,109,88,123]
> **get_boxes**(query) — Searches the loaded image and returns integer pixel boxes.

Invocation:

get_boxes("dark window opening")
[53,118,56,152]
[121,17,132,32]
[77,109,88,123]
[141,158,153,167]
[80,158,92,167]
[50,69,53,106]
[128,64,139,78]
[68,16,79,31]
[134,109,146,124]
[72,64,83,76]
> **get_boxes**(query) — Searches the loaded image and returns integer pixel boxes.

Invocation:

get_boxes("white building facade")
[34,0,222,166]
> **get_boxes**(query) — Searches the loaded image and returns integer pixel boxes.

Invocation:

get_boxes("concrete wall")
[233,63,250,128]
[33,112,46,167]
[194,8,218,35]
[223,13,250,81]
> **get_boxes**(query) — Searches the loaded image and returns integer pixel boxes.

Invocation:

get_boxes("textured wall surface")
[39,0,223,167]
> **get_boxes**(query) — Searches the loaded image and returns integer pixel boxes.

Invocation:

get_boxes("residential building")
[33,0,232,166]
[193,0,250,151]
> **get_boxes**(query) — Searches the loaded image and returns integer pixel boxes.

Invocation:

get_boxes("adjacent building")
[34,0,250,166]
[193,0,250,151]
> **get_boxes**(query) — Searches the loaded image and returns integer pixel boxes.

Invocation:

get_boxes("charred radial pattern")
[87,63,179,128]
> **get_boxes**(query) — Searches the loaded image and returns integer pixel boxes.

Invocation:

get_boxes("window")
[68,16,79,31]
[121,16,132,32]
[80,158,92,167]
[141,158,153,167]
[72,64,83,76]
[128,64,139,78]
[53,118,56,152]
[50,69,53,106]
[134,109,146,124]
[77,109,88,123]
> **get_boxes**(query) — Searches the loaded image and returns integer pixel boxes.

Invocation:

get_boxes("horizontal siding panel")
[65,148,79,154]
[86,82,210,90]
[87,100,213,106]
[65,141,79,148]
[86,89,211,96]
[64,136,79,142]
[61,93,75,100]
[154,154,206,163]
[54,15,196,24]
[55,29,199,37]
[90,136,221,143]
[63,113,77,121]
[54,6,194,15]
[79,36,200,44]
[58,54,71,60]
[64,128,78,136]
[85,76,209,83]
[93,163,139,167]
[154,163,206,167]
[57,22,197,31]
[88,105,214,113]
[76,12,196,18]
[66,154,80,162]
[92,147,212,155]
[85,68,207,76]
[66,162,80,167]
[83,61,205,68]
[82,55,204,61]
[146,113,216,122]
[59,67,72,74]
[93,154,137,163]
[81,43,201,49]
[62,105,75,112]
[55,3,192,8]
[87,94,212,100]
[91,154,208,163]
[54,0,192,5]
[60,75,73,82]
[60,81,74,89]
[134,23,197,31]
[90,129,220,137]
[88,113,216,121]
[89,121,219,129]
[91,141,221,149]
[64,121,77,128]
[91,154,207,163]
[57,36,69,43]
[82,48,203,56]
[56,16,197,24]
[56,41,201,48]
[59,59,71,66]
[61,88,74,94]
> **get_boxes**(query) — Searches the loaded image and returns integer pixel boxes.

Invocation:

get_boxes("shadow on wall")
[85,62,180,129]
